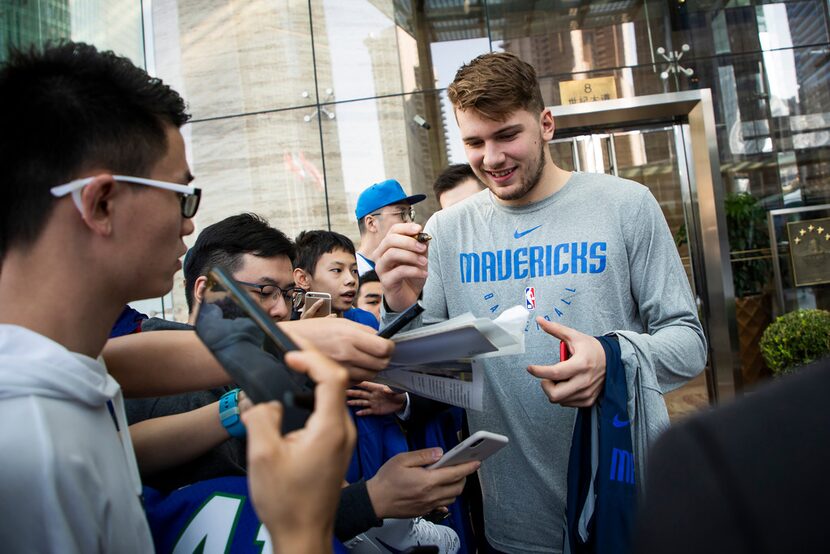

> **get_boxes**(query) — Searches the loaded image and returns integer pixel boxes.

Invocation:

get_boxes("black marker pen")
[377,301,425,339]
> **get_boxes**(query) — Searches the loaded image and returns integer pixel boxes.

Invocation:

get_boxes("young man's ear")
[540,108,555,141]
[293,267,312,290]
[192,275,209,305]
[78,174,119,235]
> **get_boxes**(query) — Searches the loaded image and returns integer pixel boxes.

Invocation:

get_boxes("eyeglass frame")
[50,175,202,218]
[369,206,416,222]
[235,280,306,310]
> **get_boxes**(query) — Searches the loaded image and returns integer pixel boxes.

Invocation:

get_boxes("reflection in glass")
[0,0,143,66]
[316,0,401,102]
[166,109,330,321]
[151,0,317,120]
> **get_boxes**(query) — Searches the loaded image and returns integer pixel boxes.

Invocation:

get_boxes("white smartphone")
[427,431,509,469]
[302,291,331,318]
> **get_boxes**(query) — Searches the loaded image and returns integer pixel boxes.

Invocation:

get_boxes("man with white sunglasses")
[0,38,372,554]
[0,42,200,552]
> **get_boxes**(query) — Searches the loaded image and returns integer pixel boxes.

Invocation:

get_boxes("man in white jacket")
[0,42,197,552]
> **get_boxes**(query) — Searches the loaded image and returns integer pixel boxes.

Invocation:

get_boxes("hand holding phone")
[427,431,508,469]
[560,340,570,362]
[302,292,332,318]
[195,267,313,432]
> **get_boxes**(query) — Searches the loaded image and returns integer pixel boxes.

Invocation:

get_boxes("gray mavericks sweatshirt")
[386,172,706,553]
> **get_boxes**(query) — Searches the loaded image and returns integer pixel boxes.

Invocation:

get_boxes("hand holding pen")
[373,222,430,313]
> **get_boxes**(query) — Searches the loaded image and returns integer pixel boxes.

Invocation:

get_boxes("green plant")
[725,192,771,297]
[674,192,772,297]
[760,309,830,376]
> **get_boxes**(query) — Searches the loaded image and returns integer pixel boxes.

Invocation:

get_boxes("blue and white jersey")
[143,477,347,554]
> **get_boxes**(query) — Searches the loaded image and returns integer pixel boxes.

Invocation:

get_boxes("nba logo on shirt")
[525,287,536,310]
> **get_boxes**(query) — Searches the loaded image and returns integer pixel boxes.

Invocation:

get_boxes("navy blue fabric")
[109,305,148,338]
[345,407,409,483]
[566,335,636,554]
[143,477,347,553]
[343,306,408,482]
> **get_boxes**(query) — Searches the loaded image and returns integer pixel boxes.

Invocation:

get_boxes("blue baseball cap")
[355,179,426,220]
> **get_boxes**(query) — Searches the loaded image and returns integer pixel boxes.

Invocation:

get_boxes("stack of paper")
[377,306,529,410]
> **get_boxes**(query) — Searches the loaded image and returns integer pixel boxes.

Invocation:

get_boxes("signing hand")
[244,350,356,554]
[346,381,406,416]
[527,317,606,408]
[279,318,394,384]
[372,222,429,313]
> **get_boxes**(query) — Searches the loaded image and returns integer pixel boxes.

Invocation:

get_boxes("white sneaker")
[343,532,383,553]
[344,517,460,554]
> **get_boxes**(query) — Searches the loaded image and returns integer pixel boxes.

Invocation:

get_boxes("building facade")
[4,0,829,393]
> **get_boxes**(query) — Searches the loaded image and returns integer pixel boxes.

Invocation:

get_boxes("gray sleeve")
[420,214,450,326]
[620,190,707,392]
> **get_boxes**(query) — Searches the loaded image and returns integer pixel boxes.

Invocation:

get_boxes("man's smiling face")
[458,107,554,205]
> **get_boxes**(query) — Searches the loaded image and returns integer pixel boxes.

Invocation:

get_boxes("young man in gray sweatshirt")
[374,52,707,553]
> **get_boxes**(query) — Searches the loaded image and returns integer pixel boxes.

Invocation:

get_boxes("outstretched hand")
[279,318,394,384]
[526,317,606,408]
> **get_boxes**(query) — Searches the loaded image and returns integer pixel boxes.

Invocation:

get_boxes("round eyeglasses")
[370,207,415,222]
[235,280,306,310]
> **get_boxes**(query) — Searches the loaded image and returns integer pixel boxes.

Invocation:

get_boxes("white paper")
[378,306,529,410]
[376,360,483,411]
[390,307,528,365]
[476,305,530,358]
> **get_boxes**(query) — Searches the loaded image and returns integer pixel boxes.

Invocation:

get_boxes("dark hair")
[447,52,545,121]
[294,230,356,276]
[359,270,380,288]
[0,41,190,259]
[183,213,294,311]
[433,163,481,201]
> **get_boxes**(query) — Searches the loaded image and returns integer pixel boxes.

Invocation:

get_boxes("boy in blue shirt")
[294,229,463,553]
[294,230,379,329]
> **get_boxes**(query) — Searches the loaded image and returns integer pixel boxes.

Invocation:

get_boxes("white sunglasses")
[51,175,201,218]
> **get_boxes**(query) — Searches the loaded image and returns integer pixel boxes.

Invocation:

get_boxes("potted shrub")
[760,309,830,376]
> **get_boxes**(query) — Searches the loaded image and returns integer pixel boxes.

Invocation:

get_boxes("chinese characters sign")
[558,77,618,105]
[787,217,830,286]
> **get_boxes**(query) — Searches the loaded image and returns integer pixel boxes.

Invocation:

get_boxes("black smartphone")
[194,266,314,432]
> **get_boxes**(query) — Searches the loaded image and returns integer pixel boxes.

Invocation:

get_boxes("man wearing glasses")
[0,42,363,554]
[126,213,474,550]
[126,212,302,491]
[355,179,425,277]
[0,42,198,552]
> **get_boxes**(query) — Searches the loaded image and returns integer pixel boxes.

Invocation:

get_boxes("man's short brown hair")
[447,52,545,121]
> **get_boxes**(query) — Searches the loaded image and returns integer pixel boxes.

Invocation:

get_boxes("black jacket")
[633,357,830,554]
